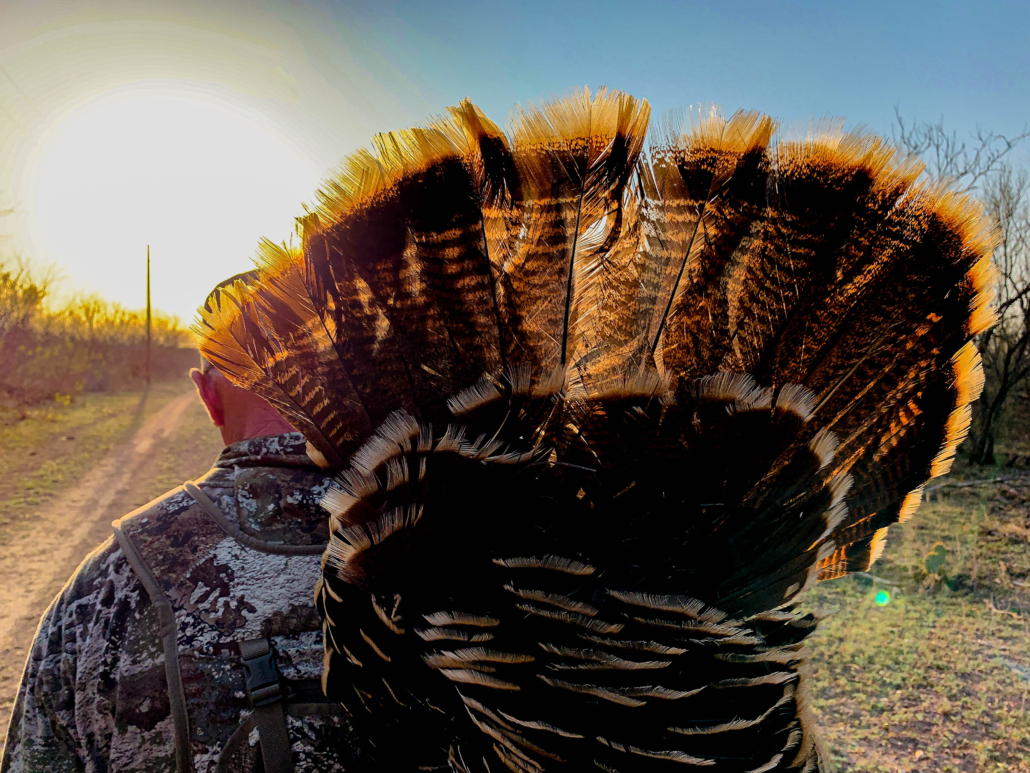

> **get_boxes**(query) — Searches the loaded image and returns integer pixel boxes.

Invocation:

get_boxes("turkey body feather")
[196,88,996,772]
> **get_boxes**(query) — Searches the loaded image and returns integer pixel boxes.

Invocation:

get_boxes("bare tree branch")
[893,106,1030,193]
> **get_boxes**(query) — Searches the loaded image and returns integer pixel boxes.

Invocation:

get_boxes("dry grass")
[0,380,199,530]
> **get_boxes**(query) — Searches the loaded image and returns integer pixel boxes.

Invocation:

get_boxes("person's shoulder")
[4,487,189,773]
[39,478,227,647]
[48,536,132,618]
[59,481,205,605]
[114,481,202,533]
[113,458,329,584]
[111,470,234,585]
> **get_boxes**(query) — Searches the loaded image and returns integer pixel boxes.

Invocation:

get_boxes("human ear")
[190,368,225,426]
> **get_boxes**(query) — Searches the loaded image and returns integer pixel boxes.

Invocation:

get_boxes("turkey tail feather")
[649,108,774,382]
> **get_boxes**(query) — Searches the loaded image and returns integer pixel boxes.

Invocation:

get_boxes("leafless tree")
[895,109,1030,464]
[970,166,1030,463]
[894,108,1029,192]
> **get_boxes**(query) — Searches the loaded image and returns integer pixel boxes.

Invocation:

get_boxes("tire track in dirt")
[0,389,196,750]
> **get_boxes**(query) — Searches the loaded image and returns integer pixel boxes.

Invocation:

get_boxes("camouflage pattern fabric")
[1,433,367,773]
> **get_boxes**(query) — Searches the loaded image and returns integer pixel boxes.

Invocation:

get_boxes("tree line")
[0,254,194,413]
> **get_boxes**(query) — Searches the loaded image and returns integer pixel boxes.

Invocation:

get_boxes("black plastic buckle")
[239,638,283,708]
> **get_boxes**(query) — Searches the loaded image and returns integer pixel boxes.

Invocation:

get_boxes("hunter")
[1,273,362,773]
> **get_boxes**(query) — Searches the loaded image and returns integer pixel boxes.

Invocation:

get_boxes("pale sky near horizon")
[1,0,1027,323]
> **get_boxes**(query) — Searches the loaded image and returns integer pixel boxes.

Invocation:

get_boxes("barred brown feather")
[197,87,997,772]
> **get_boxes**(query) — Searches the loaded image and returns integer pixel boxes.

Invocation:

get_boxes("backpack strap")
[112,520,193,773]
[236,638,295,773]
[115,483,337,773]
[214,660,346,773]
[182,482,333,773]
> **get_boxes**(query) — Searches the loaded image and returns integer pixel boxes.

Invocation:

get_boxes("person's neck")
[219,412,296,446]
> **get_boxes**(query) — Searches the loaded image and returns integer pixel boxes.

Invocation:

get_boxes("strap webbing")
[239,638,295,773]
[253,703,295,773]
[113,522,193,773]
[183,481,324,556]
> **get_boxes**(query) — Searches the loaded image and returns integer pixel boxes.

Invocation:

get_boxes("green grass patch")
[806,481,1030,772]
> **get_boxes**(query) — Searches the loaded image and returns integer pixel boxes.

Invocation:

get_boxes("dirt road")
[0,386,222,754]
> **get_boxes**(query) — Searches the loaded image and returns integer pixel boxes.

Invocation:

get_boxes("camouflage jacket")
[1,433,367,773]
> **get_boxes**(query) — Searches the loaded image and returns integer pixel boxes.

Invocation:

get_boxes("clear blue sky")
[321,0,1029,140]
[1,0,1027,320]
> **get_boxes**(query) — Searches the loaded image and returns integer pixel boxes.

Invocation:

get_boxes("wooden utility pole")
[146,245,151,386]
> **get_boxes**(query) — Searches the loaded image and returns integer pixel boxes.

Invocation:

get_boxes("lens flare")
[30,87,322,320]
[874,590,891,607]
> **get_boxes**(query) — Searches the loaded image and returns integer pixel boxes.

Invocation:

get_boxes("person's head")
[190,272,296,445]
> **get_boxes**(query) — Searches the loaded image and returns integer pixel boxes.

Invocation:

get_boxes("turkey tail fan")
[816,346,985,578]
[439,98,521,208]
[195,89,998,773]
[690,124,997,579]
[816,254,994,577]
[209,100,521,457]
[726,125,907,380]
[316,379,844,772]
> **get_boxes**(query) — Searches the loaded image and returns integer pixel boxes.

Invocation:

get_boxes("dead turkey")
[197,87,996,772]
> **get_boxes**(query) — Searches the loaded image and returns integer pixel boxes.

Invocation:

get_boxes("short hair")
[199,270,260,374]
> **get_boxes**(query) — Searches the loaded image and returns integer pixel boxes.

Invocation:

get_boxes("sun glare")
[30,87,323,322]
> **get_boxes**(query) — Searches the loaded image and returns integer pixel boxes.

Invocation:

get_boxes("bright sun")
[30,87,324,322]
